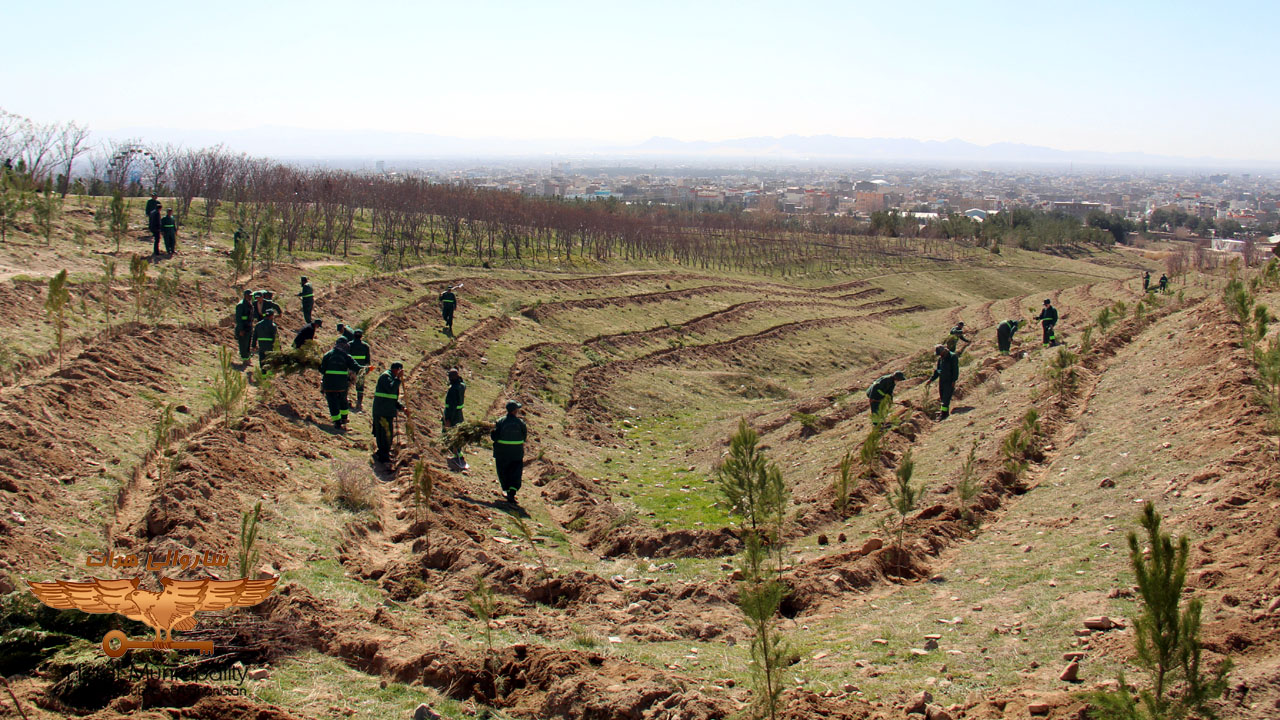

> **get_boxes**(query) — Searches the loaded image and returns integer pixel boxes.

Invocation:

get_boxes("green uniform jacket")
[949,324,970,343]
[866,374,898,400]
[490,414,527,459]
[160,215,177,236]
[1036,306,1059,325]
[440,291,456,310]
[371,371,404,418]
[235,299,254,331]
[145,198,160,216]
[298,282,314,302]
[444,380,466,423]
[337,327,356,343]
[253,318,277,349]
[320,348,360,392]
[262,300,282,316]
[930,350,960,384]
[348,339,370,367]
[998,319,1020,334]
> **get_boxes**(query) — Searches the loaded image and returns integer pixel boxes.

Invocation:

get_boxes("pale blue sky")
[3,0,1277,160]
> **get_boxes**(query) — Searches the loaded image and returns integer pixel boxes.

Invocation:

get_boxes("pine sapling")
[44,270,70,369]
[956,439,980,526]
[834,450,856,515]
[237,501,262,579]
[887,449,920,576]
[1088,502,1231,720]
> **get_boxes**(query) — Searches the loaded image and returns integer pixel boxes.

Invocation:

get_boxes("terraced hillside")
[1,234,1275,720]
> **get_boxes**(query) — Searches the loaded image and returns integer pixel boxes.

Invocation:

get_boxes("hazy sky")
[3,0,1277,160]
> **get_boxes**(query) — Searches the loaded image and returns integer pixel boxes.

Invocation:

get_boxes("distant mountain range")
[105,126,1272,169]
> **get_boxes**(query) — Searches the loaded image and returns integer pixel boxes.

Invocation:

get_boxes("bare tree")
[55,122,91,196]
[19,120,60,182]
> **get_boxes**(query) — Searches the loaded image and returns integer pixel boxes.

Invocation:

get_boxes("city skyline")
[3,0,1278,162]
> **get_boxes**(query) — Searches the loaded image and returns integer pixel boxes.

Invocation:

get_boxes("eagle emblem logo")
[27,576,278,657]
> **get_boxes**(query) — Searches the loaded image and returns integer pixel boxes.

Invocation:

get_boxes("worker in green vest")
[234,289,254,365]
[297,276,314,324]
[320,337,360,429]
[252,308,278,370]
[925,344,962,421]
[348,329,371,412]
[439,285,457,334]
[996,318,1021,355]
[491,400,527,504]
[160,209,177,256]
[443,368,466,468]
[865,371,906,425]
[372,362,409,466]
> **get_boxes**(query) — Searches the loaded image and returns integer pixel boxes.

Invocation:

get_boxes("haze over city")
[3,0,1279,166]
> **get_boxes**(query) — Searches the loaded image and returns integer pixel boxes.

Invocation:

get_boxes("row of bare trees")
[0,108,91,196]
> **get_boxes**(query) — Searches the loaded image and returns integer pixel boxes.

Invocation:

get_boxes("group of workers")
[866,297,1063,423]
[230,278,529,505]
[1142,271,1170,294]
[144,195,178,257]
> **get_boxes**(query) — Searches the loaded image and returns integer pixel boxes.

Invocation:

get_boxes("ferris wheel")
[105,142,162,189]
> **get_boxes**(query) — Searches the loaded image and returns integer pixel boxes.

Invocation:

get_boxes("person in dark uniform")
[1159,274,1169,294]
[865,371,906,424]
[297,276,314,324]
[147,204,162,256]
[144,194,160,218]
[490,400,527,504]
[348,329,371,412]
[252,308,278,369]
[371,362,408,466]
[1036,299,1059,347]
[234,289,254,365]
[293,319,323,349]
[925,344,962,420]
[996,318,1021,355]
[320,337,360,429]
[443,367,466,466]
[261,290,282,318]
[1142,271,1151,293]
[439,285,457,334]
[160,209,177,256]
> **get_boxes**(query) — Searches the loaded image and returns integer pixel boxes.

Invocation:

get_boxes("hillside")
[0,201,1276,720]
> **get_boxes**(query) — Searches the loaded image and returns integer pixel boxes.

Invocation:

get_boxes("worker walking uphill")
[996,318,1021,355]
[348,329,371,412]
[491,401,527,504]
[298,276,314,324]
[372,362,409,467]
[252,308,279,369]
[320,337,361,429]
[160,209,177,256]
[234,289,254,365]
[439,285,457,334]
[865,371,906,425]
[443,368,467,469]
[293,318,323,349]
[1036,298,1059,347]
[925,344,962,420]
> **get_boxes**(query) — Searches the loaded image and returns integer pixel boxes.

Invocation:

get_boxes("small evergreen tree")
[128,255,148,322]
[1088,502,1231,720]
[108,191,128,254]
[237,501,262,579]
[44,270,71,369]
[887,449,920,575]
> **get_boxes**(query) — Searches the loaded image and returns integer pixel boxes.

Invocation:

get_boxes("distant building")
[855,192,887,213]
[1050,201,1104,219]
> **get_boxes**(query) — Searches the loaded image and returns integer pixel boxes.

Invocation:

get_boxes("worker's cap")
[313,319,323,326]
[300,276,308,283]
[264,309,276,316]
[1043,298,1052,305]
[353,329,363,337]
[955,321,964,327]
[505,400,522,411]
[447,367,460,377]
[242,289,251,296]
[893,371,906,381]
[252,291,263,297]
[264,291,274,298]
[389,362,404,371]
